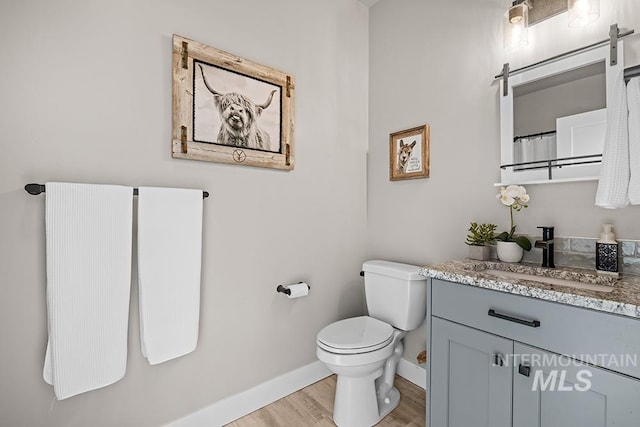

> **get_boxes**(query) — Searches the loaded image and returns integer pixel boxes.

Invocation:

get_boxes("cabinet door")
[430,317,513,427]
[513,342,640,427]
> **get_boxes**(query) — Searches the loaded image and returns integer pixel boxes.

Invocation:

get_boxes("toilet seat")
[317,316,394,355]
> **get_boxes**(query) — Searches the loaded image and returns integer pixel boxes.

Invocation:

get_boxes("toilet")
[316,260,427,427]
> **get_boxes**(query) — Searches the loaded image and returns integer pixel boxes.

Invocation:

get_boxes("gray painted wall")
[368,0,640,367]
[3,0,640,424]
[0,0,369,425]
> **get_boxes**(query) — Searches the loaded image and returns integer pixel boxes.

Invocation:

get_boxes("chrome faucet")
[535,226,555,268]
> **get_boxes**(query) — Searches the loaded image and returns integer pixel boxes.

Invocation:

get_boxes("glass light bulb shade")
[568,0,600,27]
[508,3,526,24]
[504,4,528,50]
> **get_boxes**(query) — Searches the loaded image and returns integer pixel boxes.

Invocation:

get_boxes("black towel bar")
[624,64,640,84]
[24,183,209,199]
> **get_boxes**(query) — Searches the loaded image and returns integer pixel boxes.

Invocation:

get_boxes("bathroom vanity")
[421,260,640,427]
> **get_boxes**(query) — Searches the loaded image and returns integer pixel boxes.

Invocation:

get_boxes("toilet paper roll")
[287,282,309,299]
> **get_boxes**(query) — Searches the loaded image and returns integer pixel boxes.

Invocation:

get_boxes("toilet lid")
[317,316,394,354]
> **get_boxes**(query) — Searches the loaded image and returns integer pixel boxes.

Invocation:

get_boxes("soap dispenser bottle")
[595,224,619,277]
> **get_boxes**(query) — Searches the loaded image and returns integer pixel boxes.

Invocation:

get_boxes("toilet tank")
[362,260,427,331]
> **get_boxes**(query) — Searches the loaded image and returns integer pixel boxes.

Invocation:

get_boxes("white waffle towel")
[43,182,133,400]
[137,187,203,365]
[626,76,640,204]
[595,71,630,208]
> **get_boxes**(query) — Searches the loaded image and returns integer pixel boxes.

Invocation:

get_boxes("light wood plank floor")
[226,375,426,426]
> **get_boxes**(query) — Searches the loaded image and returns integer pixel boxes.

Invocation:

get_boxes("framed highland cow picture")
[172,35,295,170]
[389,124,430,181]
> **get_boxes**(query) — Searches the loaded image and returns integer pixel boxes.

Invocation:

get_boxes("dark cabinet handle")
[488,309,541,328]
[493,353,505,367]
[519,364,531,377]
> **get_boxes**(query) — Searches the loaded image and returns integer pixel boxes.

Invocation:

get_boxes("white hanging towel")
[137,187,203,365]
[626,76,640,204]
[43,182,133,400]
[595,71,630,208]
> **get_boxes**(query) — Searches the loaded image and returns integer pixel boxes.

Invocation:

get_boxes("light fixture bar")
[528,0,568,25]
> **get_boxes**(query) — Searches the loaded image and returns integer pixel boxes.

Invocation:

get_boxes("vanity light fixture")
[568,0,600,28]
[504,0,529,49]
[503,0,600,50]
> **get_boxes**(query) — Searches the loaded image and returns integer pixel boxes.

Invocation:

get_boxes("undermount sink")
[482,269,616,293]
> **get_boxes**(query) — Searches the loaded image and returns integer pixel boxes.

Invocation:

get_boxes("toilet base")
[321,331,407,426]
[333,367,383,427]
[377,386,400,421]
[333,375,401,427]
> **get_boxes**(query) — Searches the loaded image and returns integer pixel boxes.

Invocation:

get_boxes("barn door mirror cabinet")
[496,26,630,185]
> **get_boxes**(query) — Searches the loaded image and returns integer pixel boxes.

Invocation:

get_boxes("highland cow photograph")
[172,35,294,170]
[193,60,282,153]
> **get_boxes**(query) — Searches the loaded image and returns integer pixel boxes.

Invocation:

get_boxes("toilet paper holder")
[276,282,310,295]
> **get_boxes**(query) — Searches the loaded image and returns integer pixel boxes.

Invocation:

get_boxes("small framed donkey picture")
[389,124,430,181]
[172,35,295,170]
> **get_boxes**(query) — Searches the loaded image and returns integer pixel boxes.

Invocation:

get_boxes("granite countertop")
[420,259,640,320]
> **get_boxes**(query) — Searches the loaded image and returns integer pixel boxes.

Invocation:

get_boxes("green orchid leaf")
[495,231,509,241]
[514,235,532,251]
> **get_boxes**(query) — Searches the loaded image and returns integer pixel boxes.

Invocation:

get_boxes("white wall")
[0,1,369,425]
[368,0,640,367]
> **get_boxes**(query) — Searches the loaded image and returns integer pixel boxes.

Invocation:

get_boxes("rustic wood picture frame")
[389,124,430,181]
[172,35,295,170]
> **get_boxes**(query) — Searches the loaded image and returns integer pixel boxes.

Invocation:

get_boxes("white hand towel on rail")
[43,182,133,400]
[137,187,203,365]
[626,77,640,204]
[595,71,630,209]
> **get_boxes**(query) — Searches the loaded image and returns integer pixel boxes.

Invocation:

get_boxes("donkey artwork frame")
[389,124,430,181]
[172,35,295,170]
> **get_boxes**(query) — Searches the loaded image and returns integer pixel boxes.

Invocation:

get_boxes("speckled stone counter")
[420,260,640,320]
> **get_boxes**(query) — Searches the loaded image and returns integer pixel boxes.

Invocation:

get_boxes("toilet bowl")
[317,316,405,427]
[317,316,395,368]
[316,260,427,427]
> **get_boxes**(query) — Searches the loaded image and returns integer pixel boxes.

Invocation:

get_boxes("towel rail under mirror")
[500,153,602,180]
[496,23,634,186]
[24,183,210,199]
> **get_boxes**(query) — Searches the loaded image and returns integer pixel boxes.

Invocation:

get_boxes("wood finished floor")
[226,375,426,426]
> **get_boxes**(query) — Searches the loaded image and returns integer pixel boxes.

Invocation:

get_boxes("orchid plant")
[495,185,532,251]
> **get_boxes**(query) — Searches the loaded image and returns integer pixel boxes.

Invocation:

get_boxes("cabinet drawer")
[431,279,640,379]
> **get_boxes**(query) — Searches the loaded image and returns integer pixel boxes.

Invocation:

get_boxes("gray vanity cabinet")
[513,343,640,427]
[427,278,640,427]
[431,317,512,427]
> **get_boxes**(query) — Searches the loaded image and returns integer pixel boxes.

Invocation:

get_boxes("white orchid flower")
[497,185,529,208]
[495,184,531,251]
[504,185,523,198]
[500,194,515,206]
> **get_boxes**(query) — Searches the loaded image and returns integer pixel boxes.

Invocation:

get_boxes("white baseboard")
[167,358,425,426]
[166,361,331,427]
[397,358,426,390]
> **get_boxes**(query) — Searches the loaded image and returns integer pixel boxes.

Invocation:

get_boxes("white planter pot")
[497,241,523,263]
